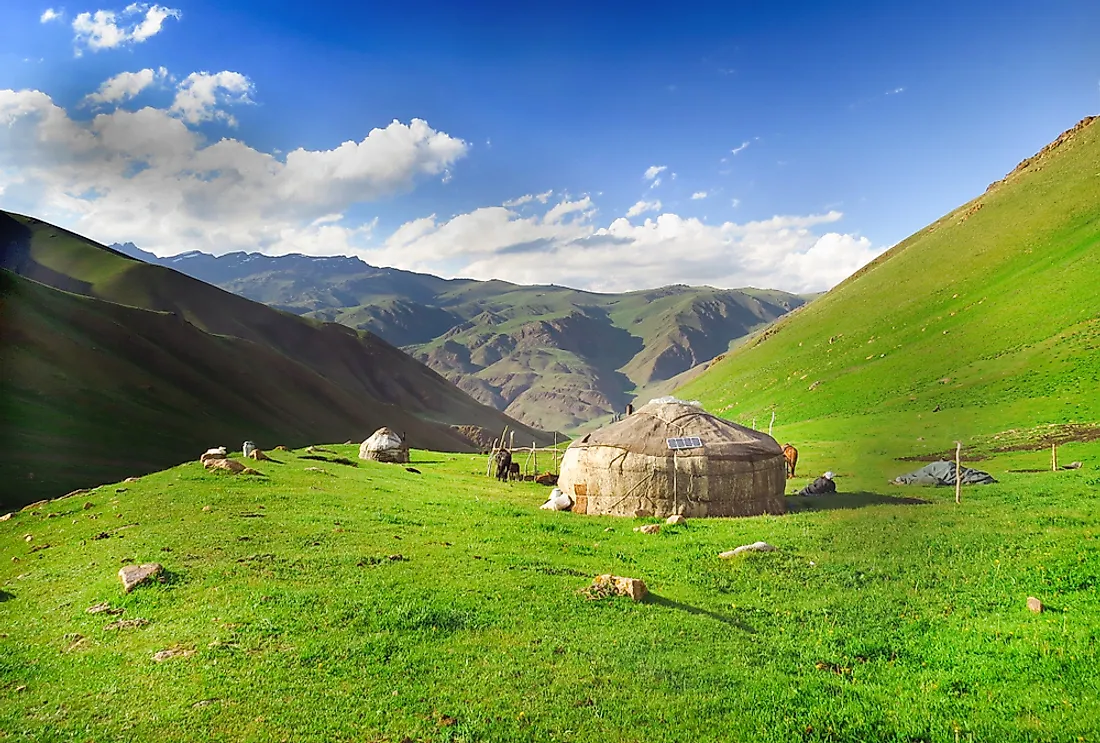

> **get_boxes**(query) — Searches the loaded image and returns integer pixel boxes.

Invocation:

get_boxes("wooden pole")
[769,411,776,437]
[1052,442,1058,472]
[533,441,537,476]
[955,442,962,505]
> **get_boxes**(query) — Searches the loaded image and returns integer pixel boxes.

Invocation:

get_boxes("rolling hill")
[110,243,809,431]
[677,115,1100,458]
[0,212,555,507]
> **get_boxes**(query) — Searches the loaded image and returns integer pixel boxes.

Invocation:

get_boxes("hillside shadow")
[785,491,931,513]
[644,594,755,632]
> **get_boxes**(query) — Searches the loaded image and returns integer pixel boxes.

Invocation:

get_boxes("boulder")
[200,447,227,463]
[0,513,11,522]
[666,515,686,525]
[586,574,648,602]
[118,563,163,592]
[248,449,270,461]
[1027,596,1044,613]
[633,524,660,535]
[719,541,777,558]
[203,458,246,474]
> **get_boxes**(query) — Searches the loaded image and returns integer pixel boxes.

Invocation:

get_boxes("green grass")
[3,442,1099,742]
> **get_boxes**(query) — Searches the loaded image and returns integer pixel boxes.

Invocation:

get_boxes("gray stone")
[665,514,686,525]
[720,541,777,558]
[118,563,163,592]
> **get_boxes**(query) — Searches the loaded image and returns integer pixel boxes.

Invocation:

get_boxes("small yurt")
[558,398,786,518]
[358,427,409,463]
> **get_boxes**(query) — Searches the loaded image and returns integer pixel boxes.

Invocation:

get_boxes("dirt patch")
[988,424,1100,452]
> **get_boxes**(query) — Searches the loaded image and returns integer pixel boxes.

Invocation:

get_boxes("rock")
[203,458,246,474]
[86,602,124,615]
[63,633,86,652]
[1027,596,1044,613]
[105,618,149,630]
[586,574,648,602]
[719,541,777,558]
[274,445,289,451]
[241,467,263,476]
[199,447,227,463]
[123,477,139,483]
[633,524,660,535]
[666,515,686,525]
[248,449,270,461]
[21,500,49,512]
[152,646,194,662]
[14,685,26,693]
[23,534,32,542]
[118,563,163,592]
[82,502,94,510]
[0,513,12,521]
[633,509,653,518]
[201,505,212,512]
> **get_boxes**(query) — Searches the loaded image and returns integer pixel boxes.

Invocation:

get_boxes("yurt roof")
[568,399,781,461]
[364,427,404,450]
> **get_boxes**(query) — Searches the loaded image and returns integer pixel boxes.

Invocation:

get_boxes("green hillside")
[678,116,1100,453]
[2,442,1099,742]
[0,214,554,507]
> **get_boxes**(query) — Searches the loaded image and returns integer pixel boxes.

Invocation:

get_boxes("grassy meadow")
[2,438,1099,743]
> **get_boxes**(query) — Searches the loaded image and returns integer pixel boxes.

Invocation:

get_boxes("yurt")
[358,427,409,463]
[558,399,786,518]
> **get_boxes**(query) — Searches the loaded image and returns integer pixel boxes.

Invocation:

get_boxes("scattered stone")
[105,618,149,630]
[63,633,86,652]
[304,467,334,476]
[604,527,614,532]
[719,541,777,558]
[93,532,110,540]
[14,686,26,693]
[633,509,653,518]
[86,601,124,615]
[82,502,94,510]
[118,563,163,593]
[248,449,270,461]
[199,447,227,464]
[584,574,648,602]
[633,524,660,535]
[1027,596,1044,613]
[46,513,58,518]
[202,505,212,512]
[203,457,245,474]
[192,699,217,709]
[387,554,407,562]
[274,445,289,451]
[241,467,263,476]
[21,500,49,512]
[29,543,51,553]
[124,477,139,483]
[152,646,194,662]
[23,534,33,542]
[0,512,12,521]
[1062,461,1083,470]
[11,557,19,563]
[307,445,334,454]
[666,514,686,525]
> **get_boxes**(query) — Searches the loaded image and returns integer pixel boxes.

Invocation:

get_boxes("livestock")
[782,444,798,479]
[494,449,513,481]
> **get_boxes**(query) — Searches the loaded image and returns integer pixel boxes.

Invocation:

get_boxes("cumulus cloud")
[40,8,64,23]
[0,86,468,257]
[364,201,880,294]
[83,67,167,106]
[691,191,707,200]
[71,3,181,55]
[502,189,553,208]
[169,71,252,126]
[626,199,661,217]
[643,165,666,180]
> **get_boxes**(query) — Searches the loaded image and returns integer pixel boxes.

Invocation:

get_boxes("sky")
[1,0,1099,293]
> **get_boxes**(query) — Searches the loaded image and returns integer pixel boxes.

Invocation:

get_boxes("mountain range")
[110,242,811,431]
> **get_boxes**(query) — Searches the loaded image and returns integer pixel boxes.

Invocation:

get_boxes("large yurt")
[358,427,409,463]
[558,399,786,518]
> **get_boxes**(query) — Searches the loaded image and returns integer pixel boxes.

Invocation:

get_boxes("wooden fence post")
[1052,442,1058,472]
[955,442,962,505]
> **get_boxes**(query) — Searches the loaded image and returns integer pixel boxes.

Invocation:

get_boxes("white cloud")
[502,189,553,208]
[886,87,905,95]
[365,201,880,294]
[691,191,707,200]
[731,198,741,207]
[40,8,64,23]
[626,199,661,218]
[0,86,468,257]
[83,67,167,106]
[643,165,666,181]
[169,71,252,126]
[731,141,751,155]
[71,3,181,55]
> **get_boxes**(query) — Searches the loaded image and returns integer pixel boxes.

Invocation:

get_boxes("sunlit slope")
[678,117,1100,429]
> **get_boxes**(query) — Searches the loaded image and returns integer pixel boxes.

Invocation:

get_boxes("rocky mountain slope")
[110,243,808,431]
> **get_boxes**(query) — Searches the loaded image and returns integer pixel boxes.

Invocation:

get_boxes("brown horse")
[782,444,798,479]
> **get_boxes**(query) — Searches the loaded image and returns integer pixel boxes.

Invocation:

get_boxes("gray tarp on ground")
[893,460,997,486]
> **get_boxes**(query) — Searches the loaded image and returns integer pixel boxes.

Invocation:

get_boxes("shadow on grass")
[0,589,14,602]
[785,491,931,513]
[644,594,755,632]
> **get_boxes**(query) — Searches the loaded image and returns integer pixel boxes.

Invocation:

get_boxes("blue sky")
[1,0,1099,292]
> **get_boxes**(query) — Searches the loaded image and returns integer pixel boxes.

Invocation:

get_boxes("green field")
[2,439,1099,742]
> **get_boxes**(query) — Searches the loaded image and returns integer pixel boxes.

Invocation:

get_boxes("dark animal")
[782,444,798,479]
[494,449,513,481]
[508,462,520,479]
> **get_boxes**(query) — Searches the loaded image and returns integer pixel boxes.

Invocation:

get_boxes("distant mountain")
[0,212,554,507]
[110,244,810,431]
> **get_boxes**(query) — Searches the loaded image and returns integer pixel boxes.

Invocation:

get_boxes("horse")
[782,444,798,479]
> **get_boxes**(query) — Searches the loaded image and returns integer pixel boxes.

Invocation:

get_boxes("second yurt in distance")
[557,398,786,518]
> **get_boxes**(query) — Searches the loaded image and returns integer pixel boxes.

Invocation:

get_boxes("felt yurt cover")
[558,399,786,518]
